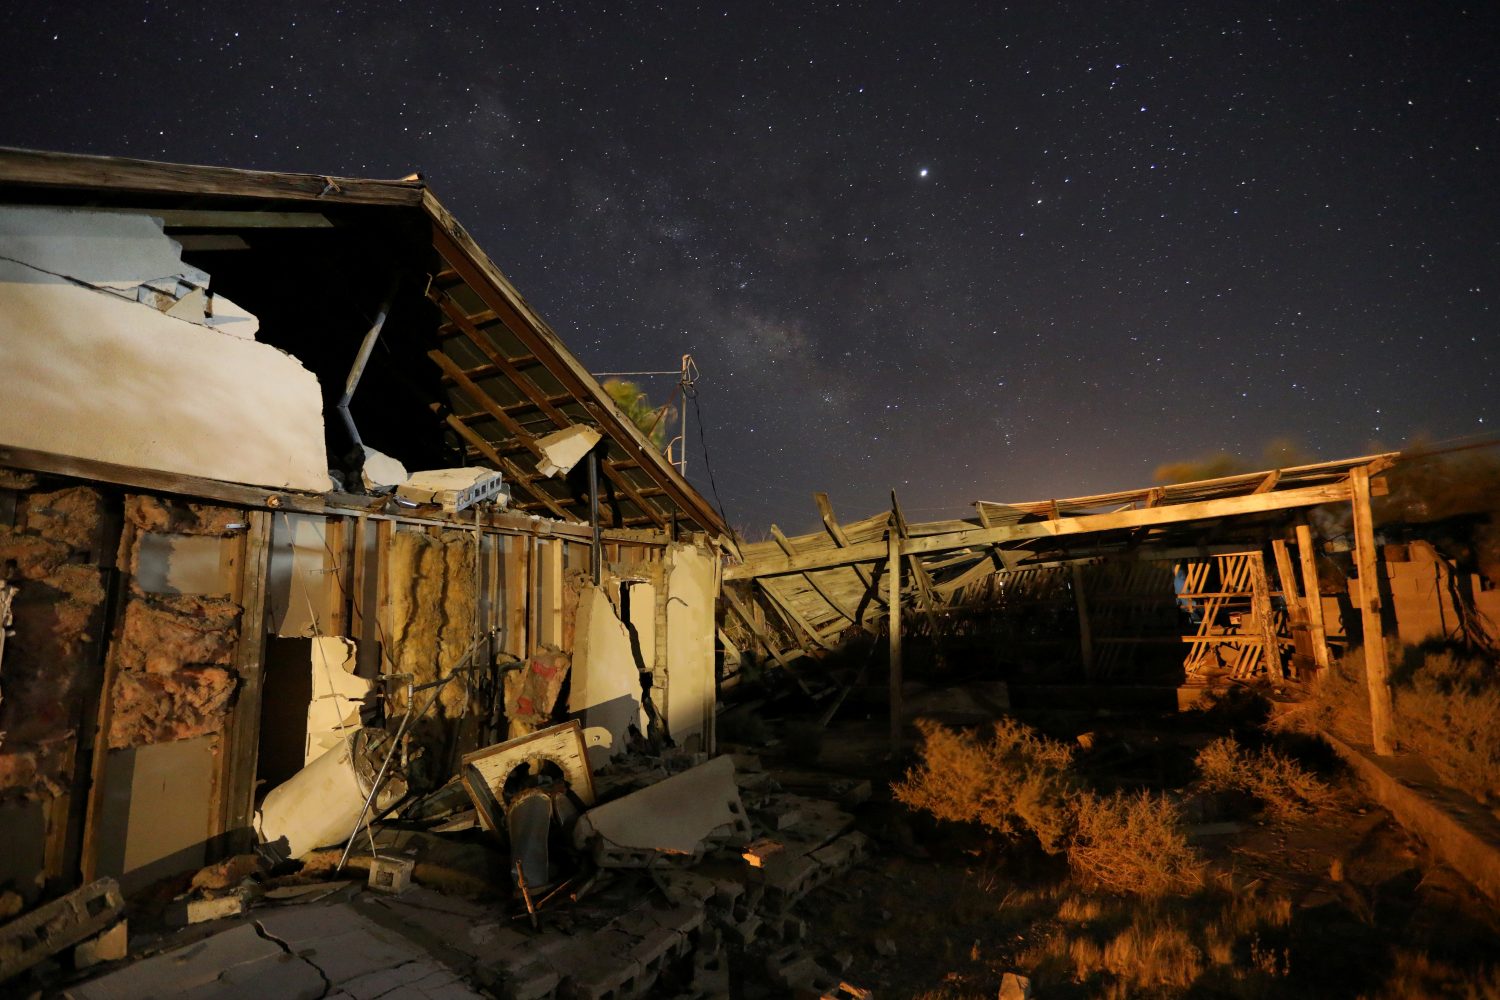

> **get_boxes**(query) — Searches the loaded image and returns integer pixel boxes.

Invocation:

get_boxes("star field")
[2,3,1495,533]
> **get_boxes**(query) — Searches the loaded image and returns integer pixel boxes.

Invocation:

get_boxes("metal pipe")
[336,280,399,451]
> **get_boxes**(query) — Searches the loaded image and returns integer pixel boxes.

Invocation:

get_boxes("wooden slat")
[1296,522,1332,672]
[430,291,669,528]
[770,525,859,624]
[219,509,273,849]
[887,523,903,752]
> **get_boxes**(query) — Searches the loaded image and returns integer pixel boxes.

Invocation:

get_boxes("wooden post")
[1271,538,1306,673]
[887,522,903,753]
[1295,522,1331,673]
[1350,465,1397,755]
[1250,552,1284,680]
[1071,563,1095,679]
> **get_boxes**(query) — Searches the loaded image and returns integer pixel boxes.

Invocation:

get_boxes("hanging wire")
[686,383,742,557]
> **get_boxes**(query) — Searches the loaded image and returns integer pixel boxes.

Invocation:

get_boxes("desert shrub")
[892,717,1077,850]
[1195,737,1332,818]
[1069,791,1206,896]
[895,718,1204,895]
[1291,645,1500,804]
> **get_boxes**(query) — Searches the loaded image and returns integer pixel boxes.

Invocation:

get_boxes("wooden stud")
[216,510,274,850]
[1296,522,1332,673]
[1350,465,1397,755]
[1249,551,1284,681]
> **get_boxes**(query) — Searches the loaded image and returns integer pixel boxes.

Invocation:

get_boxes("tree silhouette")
[602,378,676,453]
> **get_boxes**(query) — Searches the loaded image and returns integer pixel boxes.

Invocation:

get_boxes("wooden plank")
[1296,522,1332,673]
[887,523,903,752]
[812,492,884,615]
[722,587,795,668]
[769,525,859,624]
[757,580,839,650]
[218,509,274,850]
[890,490,947,668]
[0,148,424,206]
[1351,465,1397,755]
[728,481,1355,581]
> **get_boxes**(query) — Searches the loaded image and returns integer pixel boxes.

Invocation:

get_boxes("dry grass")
[1195,736,1332,818]
[1017,888,1293,999]
[895,718,1204,895]
[1357,948,1500,1000]
[1292,645,1500,804]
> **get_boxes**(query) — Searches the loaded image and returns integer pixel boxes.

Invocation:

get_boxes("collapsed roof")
[0,147,725,535]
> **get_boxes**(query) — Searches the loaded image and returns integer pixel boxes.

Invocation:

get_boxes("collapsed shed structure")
[725,454,1500,757]
[0,148,728,903]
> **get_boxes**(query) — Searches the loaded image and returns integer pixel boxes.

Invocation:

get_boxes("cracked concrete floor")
[61,893,488,1000]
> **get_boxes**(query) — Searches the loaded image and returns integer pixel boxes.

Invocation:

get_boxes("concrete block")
[168,890,246,926]
[368,856,415,894]
[73,919,128,969]
[0,877,124,981]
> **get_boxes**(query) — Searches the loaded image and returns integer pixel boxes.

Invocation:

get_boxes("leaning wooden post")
[1070,563,1095,679]
[1350,466,1397,755]
[1295,522,1331,674]
[887,519,903,753]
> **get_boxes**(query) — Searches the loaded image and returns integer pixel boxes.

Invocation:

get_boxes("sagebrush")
[1195,737,1331,818]
[895,718,1203,895]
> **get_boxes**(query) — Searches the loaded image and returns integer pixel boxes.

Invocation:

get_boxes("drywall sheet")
[268,514,334,637]
[567,583,643,757]
[133,533,235,596]
[0,257,329,492]
[95,734,216,892]
[0,205,207,292]
[664,542,717,752]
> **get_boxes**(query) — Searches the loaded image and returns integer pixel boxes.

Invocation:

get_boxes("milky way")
[2,3,1495,533]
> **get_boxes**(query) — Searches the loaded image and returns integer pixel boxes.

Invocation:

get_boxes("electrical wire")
[686,384,741,557]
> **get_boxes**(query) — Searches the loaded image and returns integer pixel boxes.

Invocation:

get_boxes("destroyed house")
[0,148,729,902]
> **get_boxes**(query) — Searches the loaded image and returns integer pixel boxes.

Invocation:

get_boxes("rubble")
[0,878,124,981]
[256,727,408,860]
[573,755,751,867]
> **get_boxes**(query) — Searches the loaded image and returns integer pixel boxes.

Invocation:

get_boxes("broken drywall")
[0,235,329,492]
[306,637,370,765]
[95,734,216,891]
[567,581,646,759]
[664,541,718,753]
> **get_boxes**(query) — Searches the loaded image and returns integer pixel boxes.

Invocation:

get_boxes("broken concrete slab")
[573,755,751,867]
[62,921,318,1000]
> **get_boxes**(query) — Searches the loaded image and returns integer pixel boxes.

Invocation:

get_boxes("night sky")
[2,3,1495,534]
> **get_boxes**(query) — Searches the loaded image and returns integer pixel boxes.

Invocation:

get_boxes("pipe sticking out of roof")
[336,279,399,450]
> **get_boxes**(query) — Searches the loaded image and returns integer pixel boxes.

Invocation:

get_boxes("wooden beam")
[1296,522,1332,673]
[813,492,884,615]
[1249,550,1284,681]
[440,413,574,521]
[424,220,725,533]
[728,480,1355,581]
[722,587,795,668]
[1253,470,1282,494]
[891,490,948,668]
[219,509,273,850]
[430,292,669,528]
[887,523,903,752]
[1350,465,1397,755]
[757,580,839,650]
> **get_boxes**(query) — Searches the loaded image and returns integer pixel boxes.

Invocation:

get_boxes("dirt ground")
[750,696,1500,999]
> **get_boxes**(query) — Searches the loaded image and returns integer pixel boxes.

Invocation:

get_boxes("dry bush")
[892,717,1077,850]
[895,718,1204,895]
[1195,737,1332,818]
[1291,645,1500,804]
[1018,888,1293,999]
[1069,790,1206,896]
[1358,949,1500,1000]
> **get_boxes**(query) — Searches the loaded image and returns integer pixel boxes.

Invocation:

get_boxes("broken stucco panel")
[0,485,109,798]
[567,581,646,758]
[0,250,329,492]
[664,541,718,753]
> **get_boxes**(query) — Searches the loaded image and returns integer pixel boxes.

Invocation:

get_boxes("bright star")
[918,168,929,178]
